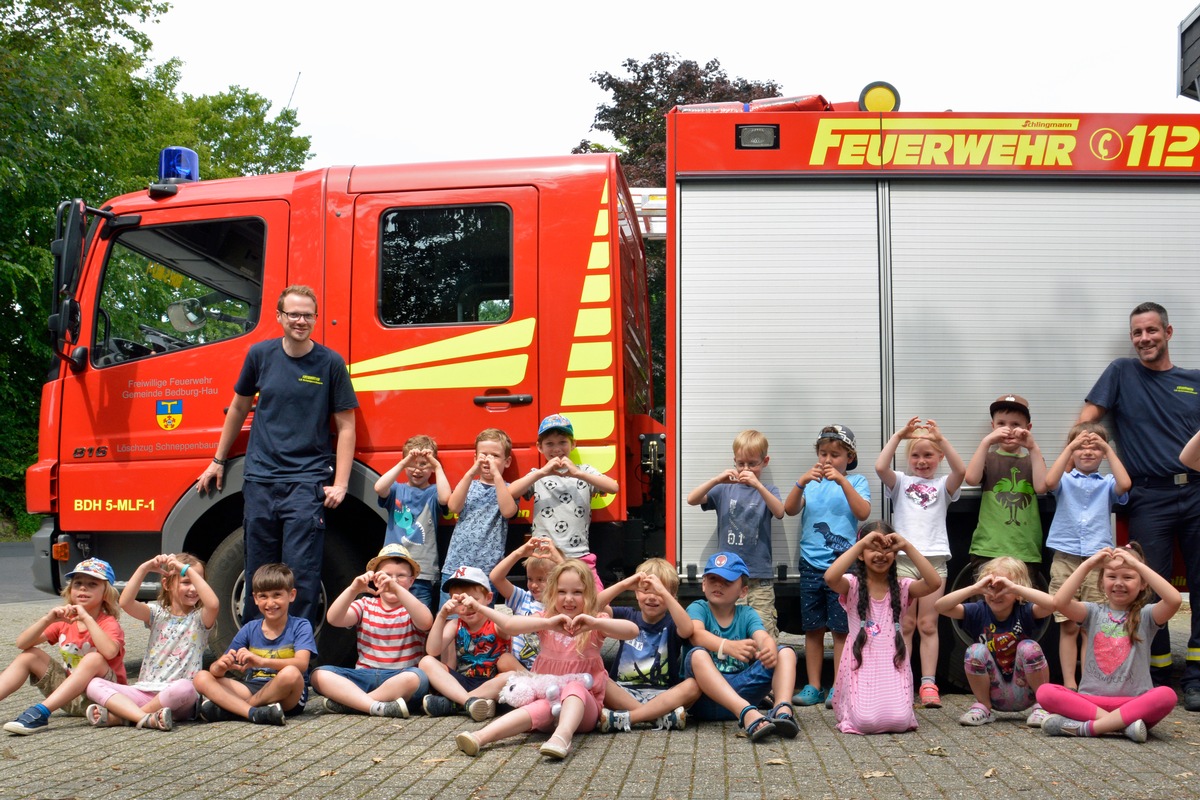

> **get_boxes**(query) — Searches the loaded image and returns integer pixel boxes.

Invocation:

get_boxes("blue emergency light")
[158,147,200,184]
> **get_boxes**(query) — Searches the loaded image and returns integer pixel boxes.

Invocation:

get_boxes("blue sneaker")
[792,684,823,706]
[4,708,49,735]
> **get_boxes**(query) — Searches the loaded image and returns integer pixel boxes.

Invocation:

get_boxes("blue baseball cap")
[538,413,574,438]
[66,557,116,585]
[703,552,749,581]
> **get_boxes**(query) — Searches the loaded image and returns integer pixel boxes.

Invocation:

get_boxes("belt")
[1136,473,1200,488]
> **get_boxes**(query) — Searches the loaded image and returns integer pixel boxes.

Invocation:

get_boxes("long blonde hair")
[158,554,206,612]
[61,578,120,619]
[542,559,600,654]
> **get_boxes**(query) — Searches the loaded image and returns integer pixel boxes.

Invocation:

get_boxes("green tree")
[574,54,781,416]
[0,0,312,536]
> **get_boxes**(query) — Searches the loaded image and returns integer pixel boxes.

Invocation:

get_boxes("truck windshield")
[92,217,264,367]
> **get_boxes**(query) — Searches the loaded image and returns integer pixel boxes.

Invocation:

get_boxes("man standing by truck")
[1079,302,1200,707]
[197,285,359,628]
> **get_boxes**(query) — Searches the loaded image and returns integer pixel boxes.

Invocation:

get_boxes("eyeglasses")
[734,460,763,469]
[282,312,316,322]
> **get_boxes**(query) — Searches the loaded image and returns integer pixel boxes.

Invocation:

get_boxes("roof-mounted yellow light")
[858,81,900,113]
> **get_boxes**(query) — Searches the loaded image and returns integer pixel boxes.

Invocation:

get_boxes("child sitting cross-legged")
[310,544,434,718]
[684,552,799,743]
[595,558,701,732]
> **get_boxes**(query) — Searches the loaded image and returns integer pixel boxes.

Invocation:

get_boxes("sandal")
[86,704,109,727]
[738,705,776,743]
[135,708,173,731]
[767,702,799,739]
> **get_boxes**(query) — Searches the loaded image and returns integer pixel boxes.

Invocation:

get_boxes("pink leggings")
[1036,683,1176,729]
[86,678,199,721]
[524,681,600,733]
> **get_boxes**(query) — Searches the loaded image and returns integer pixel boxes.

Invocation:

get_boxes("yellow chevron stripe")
[562,376,613,406]
[587,241,610,271]
[351,355,528,392]
[594,207,608,237]
[576,445,616,472]
[568,342,613,371]
[565,411,614,440]
[349,318,535,375]
[591,493,615,510]
[574,308,611,337]
[580,274,610,303]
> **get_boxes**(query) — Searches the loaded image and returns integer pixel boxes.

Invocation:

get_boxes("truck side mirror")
[166,298,207,332]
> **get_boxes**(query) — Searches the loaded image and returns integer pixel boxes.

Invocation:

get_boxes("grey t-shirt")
[1078,602,1161,696]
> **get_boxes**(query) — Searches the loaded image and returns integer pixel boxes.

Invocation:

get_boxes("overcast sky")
[145,1,1200,170]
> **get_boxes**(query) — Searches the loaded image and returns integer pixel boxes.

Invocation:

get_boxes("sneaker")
[456,731,482,757]
[322,696,351,714]
[198,699,236,723]
[599,709,632,733]
[654,706,686,731]
[540,735,571,760]
[422,695,456,717]
[918,682,942,708]
[824,687,835,709]
[1042,714,1086,737]
[1025,704,1051,728]
[793,684,823,706]
[3,708,49,735]
[248,703,285,726]
[1185,688,1200,712]
[958,703,995,726]
[465,697,496,722]
[1124,719,1148,743]
[373,699,409,719]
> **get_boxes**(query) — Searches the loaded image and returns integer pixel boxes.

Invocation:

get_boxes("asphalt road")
[0,542,44,604]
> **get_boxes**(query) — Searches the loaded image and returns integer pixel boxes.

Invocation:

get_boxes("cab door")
[347,188,540,471]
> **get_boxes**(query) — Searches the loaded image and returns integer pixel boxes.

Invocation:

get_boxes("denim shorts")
[313,665,429,703]
[798,560,848,633]
[681,646,775,721]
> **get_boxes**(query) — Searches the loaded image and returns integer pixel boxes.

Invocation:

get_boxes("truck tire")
[205,528,359,667]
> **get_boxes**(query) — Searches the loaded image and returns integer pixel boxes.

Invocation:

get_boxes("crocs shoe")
[958,703,995,726]
[793,684,823,706]
[1025,704,1051,728]
[918,682,942,708]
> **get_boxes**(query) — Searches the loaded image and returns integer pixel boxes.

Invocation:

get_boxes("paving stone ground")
[1,597,1199,800]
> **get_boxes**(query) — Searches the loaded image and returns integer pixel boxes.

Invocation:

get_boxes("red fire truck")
[30,94,1200,660]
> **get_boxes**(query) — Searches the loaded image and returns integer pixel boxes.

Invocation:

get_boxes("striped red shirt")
[349,596,426,669]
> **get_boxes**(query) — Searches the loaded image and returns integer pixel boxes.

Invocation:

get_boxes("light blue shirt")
[799,474,871,570]
[1046,470,1128,556]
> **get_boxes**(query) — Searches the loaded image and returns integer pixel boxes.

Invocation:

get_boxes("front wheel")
[205,528,359,667]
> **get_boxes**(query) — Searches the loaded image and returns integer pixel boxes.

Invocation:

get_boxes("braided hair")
[849,520,907,671]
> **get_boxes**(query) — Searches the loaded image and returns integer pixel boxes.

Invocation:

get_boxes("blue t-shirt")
[959,599,1038,680]
[1085,358,1200,479]
[701,483,781,579]
[234,339,359,483]
[1047,470,1128,556]
[228,615,318,702]
[443,480,509,578]
[609,606,684,689]
[799,474,871,570]
[379,482,443,578]
[686,600,764,674]
[504,586,543,668]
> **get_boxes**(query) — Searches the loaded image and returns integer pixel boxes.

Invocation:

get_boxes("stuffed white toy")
[499,672,594,718]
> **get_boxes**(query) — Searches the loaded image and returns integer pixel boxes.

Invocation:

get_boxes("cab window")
[379,204,512,326]
[92,218,264,367]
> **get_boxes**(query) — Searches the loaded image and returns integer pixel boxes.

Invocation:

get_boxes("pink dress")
[523,613,608,732]
[832,574,916,734]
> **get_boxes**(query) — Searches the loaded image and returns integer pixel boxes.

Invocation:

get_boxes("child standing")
[85,553,217,730]
[310,544,433,717]
[2,559,126,735]
[508,413,618,588]
[595,558,700,732]
[825,522,942,735]
[683,552,798,743]
[785,424,871,706]
[490,537,562,668]
[935,557,1055,727]
[193,563,316,725]
[687,429,785,638]
[419,567,512,721]
[443,428,518,606]
[454,560,639,760]
[1037,543,1181,742]
[964,394,1046,575]
[1044,422,1131,690]
[374,434,452,612]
